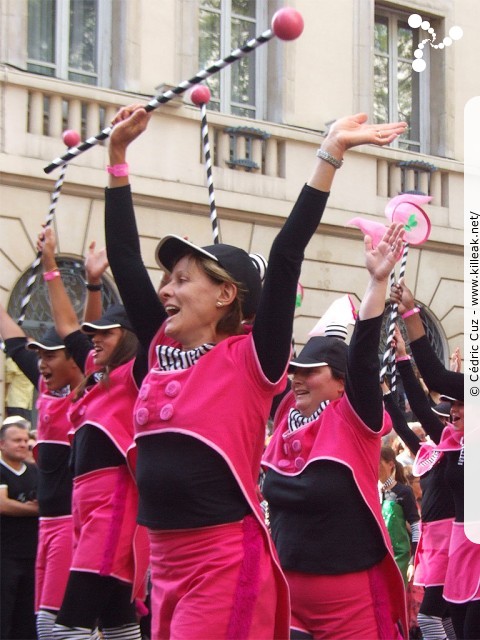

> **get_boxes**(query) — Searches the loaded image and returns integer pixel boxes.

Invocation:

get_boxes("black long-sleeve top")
[104,183,334,529]
[263,315,388,574]
[4,337,73,516]
[105,183,328,383]
[410,335,463,400]
[383,360,455,523]
[408,336,464,522]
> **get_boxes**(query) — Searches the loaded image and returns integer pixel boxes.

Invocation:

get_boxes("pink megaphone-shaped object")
[385,193,432,245]
[347,217,388,249]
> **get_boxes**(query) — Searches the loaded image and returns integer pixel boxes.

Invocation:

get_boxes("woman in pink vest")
[0,311,82,640]
[391,280,480,640]
[39,228,149,640]
[261,226,408,639]
[105,104,406,639]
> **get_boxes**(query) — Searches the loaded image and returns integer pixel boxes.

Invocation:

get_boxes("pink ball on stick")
[62,129,81,148]
[271,7,304,41]
[191,85,211,106]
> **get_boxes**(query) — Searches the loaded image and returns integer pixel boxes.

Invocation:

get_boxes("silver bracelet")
[316,148,343,169]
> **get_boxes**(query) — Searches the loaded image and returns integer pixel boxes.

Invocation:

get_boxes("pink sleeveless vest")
[262,391,408,636]
[68,353,138,456]
[36,378,75,445]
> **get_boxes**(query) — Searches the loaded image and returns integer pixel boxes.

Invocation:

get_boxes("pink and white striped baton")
[43,7,303,175]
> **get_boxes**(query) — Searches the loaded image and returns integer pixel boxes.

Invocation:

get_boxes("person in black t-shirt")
[0,418,38,640]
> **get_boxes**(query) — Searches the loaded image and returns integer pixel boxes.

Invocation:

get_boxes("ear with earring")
[216,301,224,308]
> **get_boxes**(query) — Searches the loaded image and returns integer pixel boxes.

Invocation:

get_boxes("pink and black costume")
[51,329,149,636]
[262,318,408,639]
[4,336,74,622]
[408,334,480,639]
[105,182,330,639]
[384,359,456,637]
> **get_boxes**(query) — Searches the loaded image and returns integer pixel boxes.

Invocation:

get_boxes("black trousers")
[0,556,36,639]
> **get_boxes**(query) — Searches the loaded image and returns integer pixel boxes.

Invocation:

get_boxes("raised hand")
[109,104,151,156]
[38,226,57,271]
[393,325,408,358]
[324,113,407,158]
[365,223,405,282]
[390,278,416,316]
[85,241,109,282]
[450,347,462,372]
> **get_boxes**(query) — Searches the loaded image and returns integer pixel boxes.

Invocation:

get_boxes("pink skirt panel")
[443,522,480,603]
[286,565,402,640]
[148,515,289,640]
[71,467,147,593]
[35,516,73,612]
[413,518,454,587]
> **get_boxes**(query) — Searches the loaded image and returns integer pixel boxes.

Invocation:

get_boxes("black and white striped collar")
[288,401,330,432]
[156,343,215,371]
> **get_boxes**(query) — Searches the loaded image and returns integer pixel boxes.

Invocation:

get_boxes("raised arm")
[391,279,463,398]
[83,241,108,323]
[39,227,81,338]
[254,115,407,382]
[0,305,39,386]
[0,304,26,341]
[392,326,445,443]
[105,105,166,351]
[344,223,405,430]
[382,378,421,455]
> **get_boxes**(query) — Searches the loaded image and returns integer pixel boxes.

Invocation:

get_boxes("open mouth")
[165,305,180,317]
[294,388,308,397]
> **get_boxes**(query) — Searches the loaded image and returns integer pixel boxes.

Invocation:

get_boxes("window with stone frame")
[7,257,118,341]
[198,0,267,119]
[27,0,112,87]
[374,6,433,154]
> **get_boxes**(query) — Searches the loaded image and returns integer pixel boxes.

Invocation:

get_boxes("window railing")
[1,69,460,213]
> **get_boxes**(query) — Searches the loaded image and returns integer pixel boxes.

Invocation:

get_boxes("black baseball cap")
[288,336,348,374]
[432,400,452,417]
[81,304,133,333]
[27,326,65,351]
[439,393,463,404]
[156,235,262,319]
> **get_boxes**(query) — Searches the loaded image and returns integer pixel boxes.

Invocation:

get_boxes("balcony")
[0,66,464,246]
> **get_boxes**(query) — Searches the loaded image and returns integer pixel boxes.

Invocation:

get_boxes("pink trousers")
[35,516,73,612]
[286,566,402,640]
[148,515,284,640]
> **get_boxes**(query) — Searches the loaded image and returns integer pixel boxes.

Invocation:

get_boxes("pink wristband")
[401,307,420,319]
[107,163,129,177]
[395,355,411,362]
[43,269,60,281]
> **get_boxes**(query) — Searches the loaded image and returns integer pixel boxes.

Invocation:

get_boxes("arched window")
[7,257,119,340]
[380,302,447,367]
[380,303,449,419]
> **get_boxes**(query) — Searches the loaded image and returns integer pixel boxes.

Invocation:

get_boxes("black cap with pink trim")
[156,235,262,319]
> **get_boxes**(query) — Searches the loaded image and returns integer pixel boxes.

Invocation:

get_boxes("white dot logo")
[408,14,463,72]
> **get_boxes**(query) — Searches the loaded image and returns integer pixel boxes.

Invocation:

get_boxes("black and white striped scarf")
[288,401,330,432]
[49,384,71,398]
[156,343,215,371]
